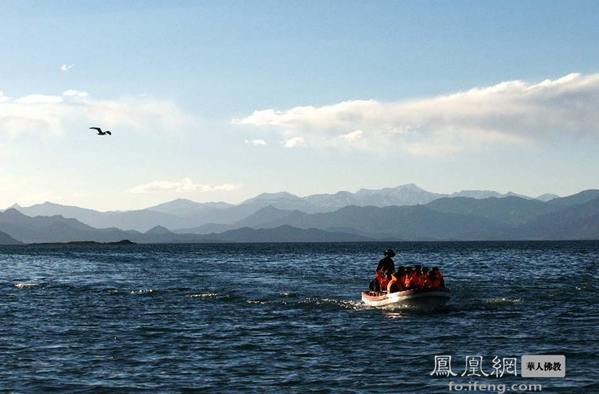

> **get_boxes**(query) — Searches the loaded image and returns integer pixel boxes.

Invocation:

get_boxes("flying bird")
[90,127,112,136]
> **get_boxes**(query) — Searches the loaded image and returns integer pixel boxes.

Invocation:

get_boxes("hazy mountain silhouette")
[546,189,599,208]
[11,202,189,232]
[536,193,560,202]
[4,187,595,240]
[221,205,513,240]
[176,191,599,240]
[146,199,234,216]
[200,225,371,243]
[0,209,372,243]
[6,184,548,232]
[425,196,558,226]
[0,208,139,243]
[0,229,21,244]
[517,197,599,239]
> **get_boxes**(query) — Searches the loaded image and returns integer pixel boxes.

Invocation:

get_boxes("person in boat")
[421,266,431,289]
[395,266,406,290]
[377,249,396,275]
[387,271,402,294]
[402,266,415,290]
[429,267,445,288]
[413,265,424,288]
[369,249,396,292]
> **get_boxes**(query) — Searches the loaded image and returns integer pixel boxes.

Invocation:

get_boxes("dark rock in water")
[27,239,137,246]
[64,239,136,245]
[110,239,135,245]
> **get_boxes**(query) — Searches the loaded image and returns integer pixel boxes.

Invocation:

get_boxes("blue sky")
[1,1,599,210]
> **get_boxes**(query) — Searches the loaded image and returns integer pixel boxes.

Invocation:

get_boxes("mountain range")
[5,184,560,232]
[0,208,369,244]
[0,186,597,244]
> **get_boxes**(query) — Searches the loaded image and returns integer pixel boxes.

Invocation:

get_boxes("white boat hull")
[361,288,450,309]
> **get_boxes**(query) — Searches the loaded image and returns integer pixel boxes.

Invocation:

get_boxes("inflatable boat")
[361,287,450,309]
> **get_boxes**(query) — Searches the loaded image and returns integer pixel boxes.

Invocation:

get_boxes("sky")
[1,0,599,211]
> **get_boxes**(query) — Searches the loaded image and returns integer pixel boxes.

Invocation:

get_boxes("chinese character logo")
[490,356,518,378]
[461,355,488,377]
[431,355,457,377]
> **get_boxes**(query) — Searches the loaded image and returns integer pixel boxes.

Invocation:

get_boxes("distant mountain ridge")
[173,190,599,240]
[0,229,21,245]
[0,208,370,244]
[2,190,597,243]
[4,184,566,232]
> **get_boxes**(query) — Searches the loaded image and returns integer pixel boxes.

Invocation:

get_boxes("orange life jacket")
[400,274,408,289]
[413,272,424,288]
[422,275,431,289]
[402,273,414,289]
[376,271,390,289]
[430,273,443,288]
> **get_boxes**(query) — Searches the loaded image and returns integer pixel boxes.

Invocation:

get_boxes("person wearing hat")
[368,249,396,292]
[377,248,396,274]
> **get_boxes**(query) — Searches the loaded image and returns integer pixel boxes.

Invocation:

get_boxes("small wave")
[14,282,38,289]
[280,291,297,298]
[130,289,155,295]
[383,311,409,319]
[484,297,521,305]
[300,297,368,311]
[188,292,218,299]
[246,300,267,305]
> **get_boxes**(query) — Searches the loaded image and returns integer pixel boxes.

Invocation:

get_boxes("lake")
[1,242,597,392]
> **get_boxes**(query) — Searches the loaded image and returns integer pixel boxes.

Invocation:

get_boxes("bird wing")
[89,127,102,132]
[105,131,112,135]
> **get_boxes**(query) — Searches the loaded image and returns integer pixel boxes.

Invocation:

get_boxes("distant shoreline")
[7,239,598,246]
[24,240,136,246]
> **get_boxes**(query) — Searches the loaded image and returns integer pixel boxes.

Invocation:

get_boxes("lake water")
[0,242,597,392]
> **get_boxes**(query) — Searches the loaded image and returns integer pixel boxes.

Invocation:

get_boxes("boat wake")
[484,297,522,305]
[130,288,156,296]
[14,282,39,289]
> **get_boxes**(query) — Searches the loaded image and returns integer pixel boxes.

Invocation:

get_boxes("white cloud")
[128,178,239,194]
[0,89,192,139]
[339,129,363,142]
[233,73,599,156]
[63,89,88,97]
[60,64,73,72]
[244,138,267,146]
[284,136,305,148]
[14,94,63,104]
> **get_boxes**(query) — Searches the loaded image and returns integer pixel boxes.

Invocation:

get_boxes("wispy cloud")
[63,89,88,97]
[244,139,267,146]
[233,73,599,156]
[284,136,305,148]
[127,178,239,194]
[60,64,73,72]
[0,89,192,139]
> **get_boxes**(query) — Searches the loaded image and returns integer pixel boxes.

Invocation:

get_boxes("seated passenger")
[395,266,406,290]
[387,271,402,294]
[430,267,445,288]
[413,265,424,289]
[402,266,415,290]
[421,267,431,289]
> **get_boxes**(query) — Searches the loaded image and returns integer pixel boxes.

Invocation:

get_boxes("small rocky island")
[30,240,136,246]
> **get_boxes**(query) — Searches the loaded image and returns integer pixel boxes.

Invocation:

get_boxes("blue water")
[0,242,597,392]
